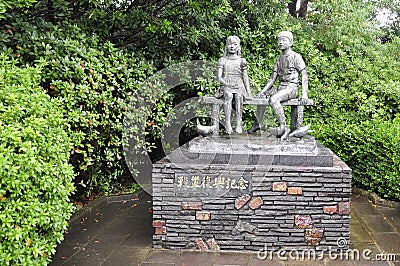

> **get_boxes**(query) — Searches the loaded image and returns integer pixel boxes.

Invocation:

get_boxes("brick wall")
[152,154,351,252]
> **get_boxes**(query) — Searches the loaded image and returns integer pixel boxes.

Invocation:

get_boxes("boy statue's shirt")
[273,50,306,86]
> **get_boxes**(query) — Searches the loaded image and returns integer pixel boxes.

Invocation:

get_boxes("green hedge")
[0,55,74,265]
[315,117,400,201]
[2,21,160,197]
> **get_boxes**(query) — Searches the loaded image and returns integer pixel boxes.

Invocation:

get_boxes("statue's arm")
[217,66,229,87]
[258,71,277,96]
[243,69,251,94]
[300,68,308,99]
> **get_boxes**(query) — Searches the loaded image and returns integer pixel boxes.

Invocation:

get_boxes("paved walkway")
[51,191,400,266]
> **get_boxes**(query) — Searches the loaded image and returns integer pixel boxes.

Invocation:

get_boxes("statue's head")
[277,31,293,46]
[224,36,241,56]
[226,36,240,45]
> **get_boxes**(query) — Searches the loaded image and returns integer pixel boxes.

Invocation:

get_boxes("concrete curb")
[68,189,145,227]
[352,187,400,209]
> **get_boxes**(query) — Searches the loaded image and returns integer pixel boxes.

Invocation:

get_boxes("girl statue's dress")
[217,56,248,98]
[216,36,251,134]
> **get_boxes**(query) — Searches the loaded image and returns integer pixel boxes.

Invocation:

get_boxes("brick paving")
[50,191,400,266]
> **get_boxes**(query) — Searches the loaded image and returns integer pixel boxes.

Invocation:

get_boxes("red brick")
[272,182,287,192]
[287,187,303,195]
[338,201,351,215]
[235,194,251,210]
[152,220,166,228]
[195,238,209,250]
[182,202,203,210]
[206,238,220,251]
[294,215,313,229]
[155,226,166,235]
[323,205,338,214]
[306,228,324,245]
[249,197,263,210]
[196,211,211,221]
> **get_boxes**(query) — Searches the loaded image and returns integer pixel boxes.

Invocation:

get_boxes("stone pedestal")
[152,135,351,253]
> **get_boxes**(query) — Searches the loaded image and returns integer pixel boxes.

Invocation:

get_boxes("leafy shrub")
[0,21,161,197]
[0,55,74,265]
[315,117,400,201]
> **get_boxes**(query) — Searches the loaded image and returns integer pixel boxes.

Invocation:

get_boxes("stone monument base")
[152,135,351,253]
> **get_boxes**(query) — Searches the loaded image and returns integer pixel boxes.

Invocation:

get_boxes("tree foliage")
[0,0,399,203]
[0,55,74,265]
[371,0,400,37]
[0,0,37,18]
[301,0,400,200]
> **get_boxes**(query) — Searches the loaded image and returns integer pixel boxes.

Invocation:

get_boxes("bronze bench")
[201,96,314,136]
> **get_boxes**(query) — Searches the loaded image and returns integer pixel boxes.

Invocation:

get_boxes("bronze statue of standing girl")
[216,36,251,134]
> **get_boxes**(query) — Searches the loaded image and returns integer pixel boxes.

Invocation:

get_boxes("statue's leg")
[235,93,243,133]
[224,91,233,134]
[270,98,286,126]
[211,103,220,136]
[270,88,295,140]
[248,105,266,133]
[256,105,266,127]
[248,87,278,133]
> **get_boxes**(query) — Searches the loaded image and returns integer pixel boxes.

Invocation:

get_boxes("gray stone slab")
[166,135,334,167]
[350,217,374,244]
[141,263,175,266]
[141,250,180,264]
[213,252,251,265]
[351,195,381,215]
[282,259,331,266]
[175,251,216,266]
[324,259,355,266]
[120,233,152,248]
[51,203,137,264]
[249,257,285,266]
[362,214,395,233]
[63,234,127,264]
[58,256,105,266]
[376,207,400,232]
[103,247,150,266]
[372,232,400,254]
